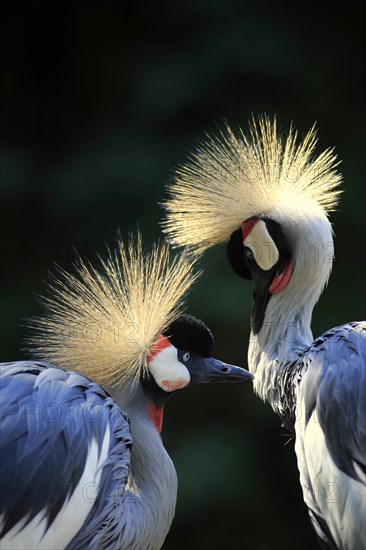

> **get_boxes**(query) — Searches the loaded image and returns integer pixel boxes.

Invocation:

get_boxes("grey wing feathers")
[312,322,366,483]
[0,361,132,542]
[297,322,366,549]
[67,400,132,549]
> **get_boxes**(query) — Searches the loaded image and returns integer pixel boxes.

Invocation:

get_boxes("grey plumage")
[267,322,366,548]
[0,358,182,550]
[0,361,133,548]
[294,322,366,548]
[0,354,250,549]
[305,323,365,483]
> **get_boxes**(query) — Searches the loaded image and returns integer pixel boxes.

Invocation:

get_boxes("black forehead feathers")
[163,314,214,357]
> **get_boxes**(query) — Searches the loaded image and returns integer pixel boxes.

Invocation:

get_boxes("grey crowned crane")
[0,234,253,550]
[162,117,366,549]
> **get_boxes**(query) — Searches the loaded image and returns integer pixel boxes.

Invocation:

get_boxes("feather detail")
[26,233,200,387]
[162,115,342,253]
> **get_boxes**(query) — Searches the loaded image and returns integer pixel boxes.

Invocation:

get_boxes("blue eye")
[182,352,191,362]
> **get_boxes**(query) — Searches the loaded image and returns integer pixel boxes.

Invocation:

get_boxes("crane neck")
[248,294,314,422]
[108,386,177,550]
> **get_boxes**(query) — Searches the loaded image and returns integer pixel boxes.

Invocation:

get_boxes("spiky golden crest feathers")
[27,234,199,387]
[162,116,342,253]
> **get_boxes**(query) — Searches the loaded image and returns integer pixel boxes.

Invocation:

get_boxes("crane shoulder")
[300,321,366,483]
[0,361,132,549]
[293,322,366,548]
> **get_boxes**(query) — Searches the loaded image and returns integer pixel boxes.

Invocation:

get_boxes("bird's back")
[294,322,366,549]
[0,361,132,549]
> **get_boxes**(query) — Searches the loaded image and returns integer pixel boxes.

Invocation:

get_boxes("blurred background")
[1,3,365,549]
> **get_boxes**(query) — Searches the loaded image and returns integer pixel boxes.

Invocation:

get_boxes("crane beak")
[187,357,254,384]
[251,259,293,334]
[251,273,272,335]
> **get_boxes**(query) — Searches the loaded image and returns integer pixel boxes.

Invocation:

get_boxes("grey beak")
[187,357,254,384]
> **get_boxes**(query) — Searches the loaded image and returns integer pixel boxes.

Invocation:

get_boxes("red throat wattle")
[147,403,164,434]
[269,262,294,294]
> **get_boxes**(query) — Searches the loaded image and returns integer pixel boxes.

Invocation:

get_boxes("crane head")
[142,313,252,432]
[162,116,342,333]
[146,313,252,393]
[226,208,336,333]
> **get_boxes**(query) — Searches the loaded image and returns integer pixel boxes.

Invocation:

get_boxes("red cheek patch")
[161,378,189,391]
[148,335,171,362]
[241,218,259,240]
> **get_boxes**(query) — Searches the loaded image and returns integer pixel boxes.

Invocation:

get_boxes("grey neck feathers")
[248,293,314,422]
[108,385,177,550]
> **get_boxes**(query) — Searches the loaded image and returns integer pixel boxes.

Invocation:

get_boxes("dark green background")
[1,3,365,549]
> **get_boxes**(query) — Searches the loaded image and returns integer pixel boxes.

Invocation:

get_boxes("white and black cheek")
[148,345,191,392]
[228,217,294,333]
[227,217,292,281]
[242,219,279,271]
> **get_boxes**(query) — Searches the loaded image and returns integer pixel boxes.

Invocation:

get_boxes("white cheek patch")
[243,219,279,270]
[148,345,191,392]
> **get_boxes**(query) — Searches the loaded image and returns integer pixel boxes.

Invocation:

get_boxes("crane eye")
[182,352,191,362]
[245,249,254,260]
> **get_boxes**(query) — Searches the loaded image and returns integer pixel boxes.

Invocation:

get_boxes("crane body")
[163,116,366,548]
[0,236,253,549]
[249,309,365,548]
